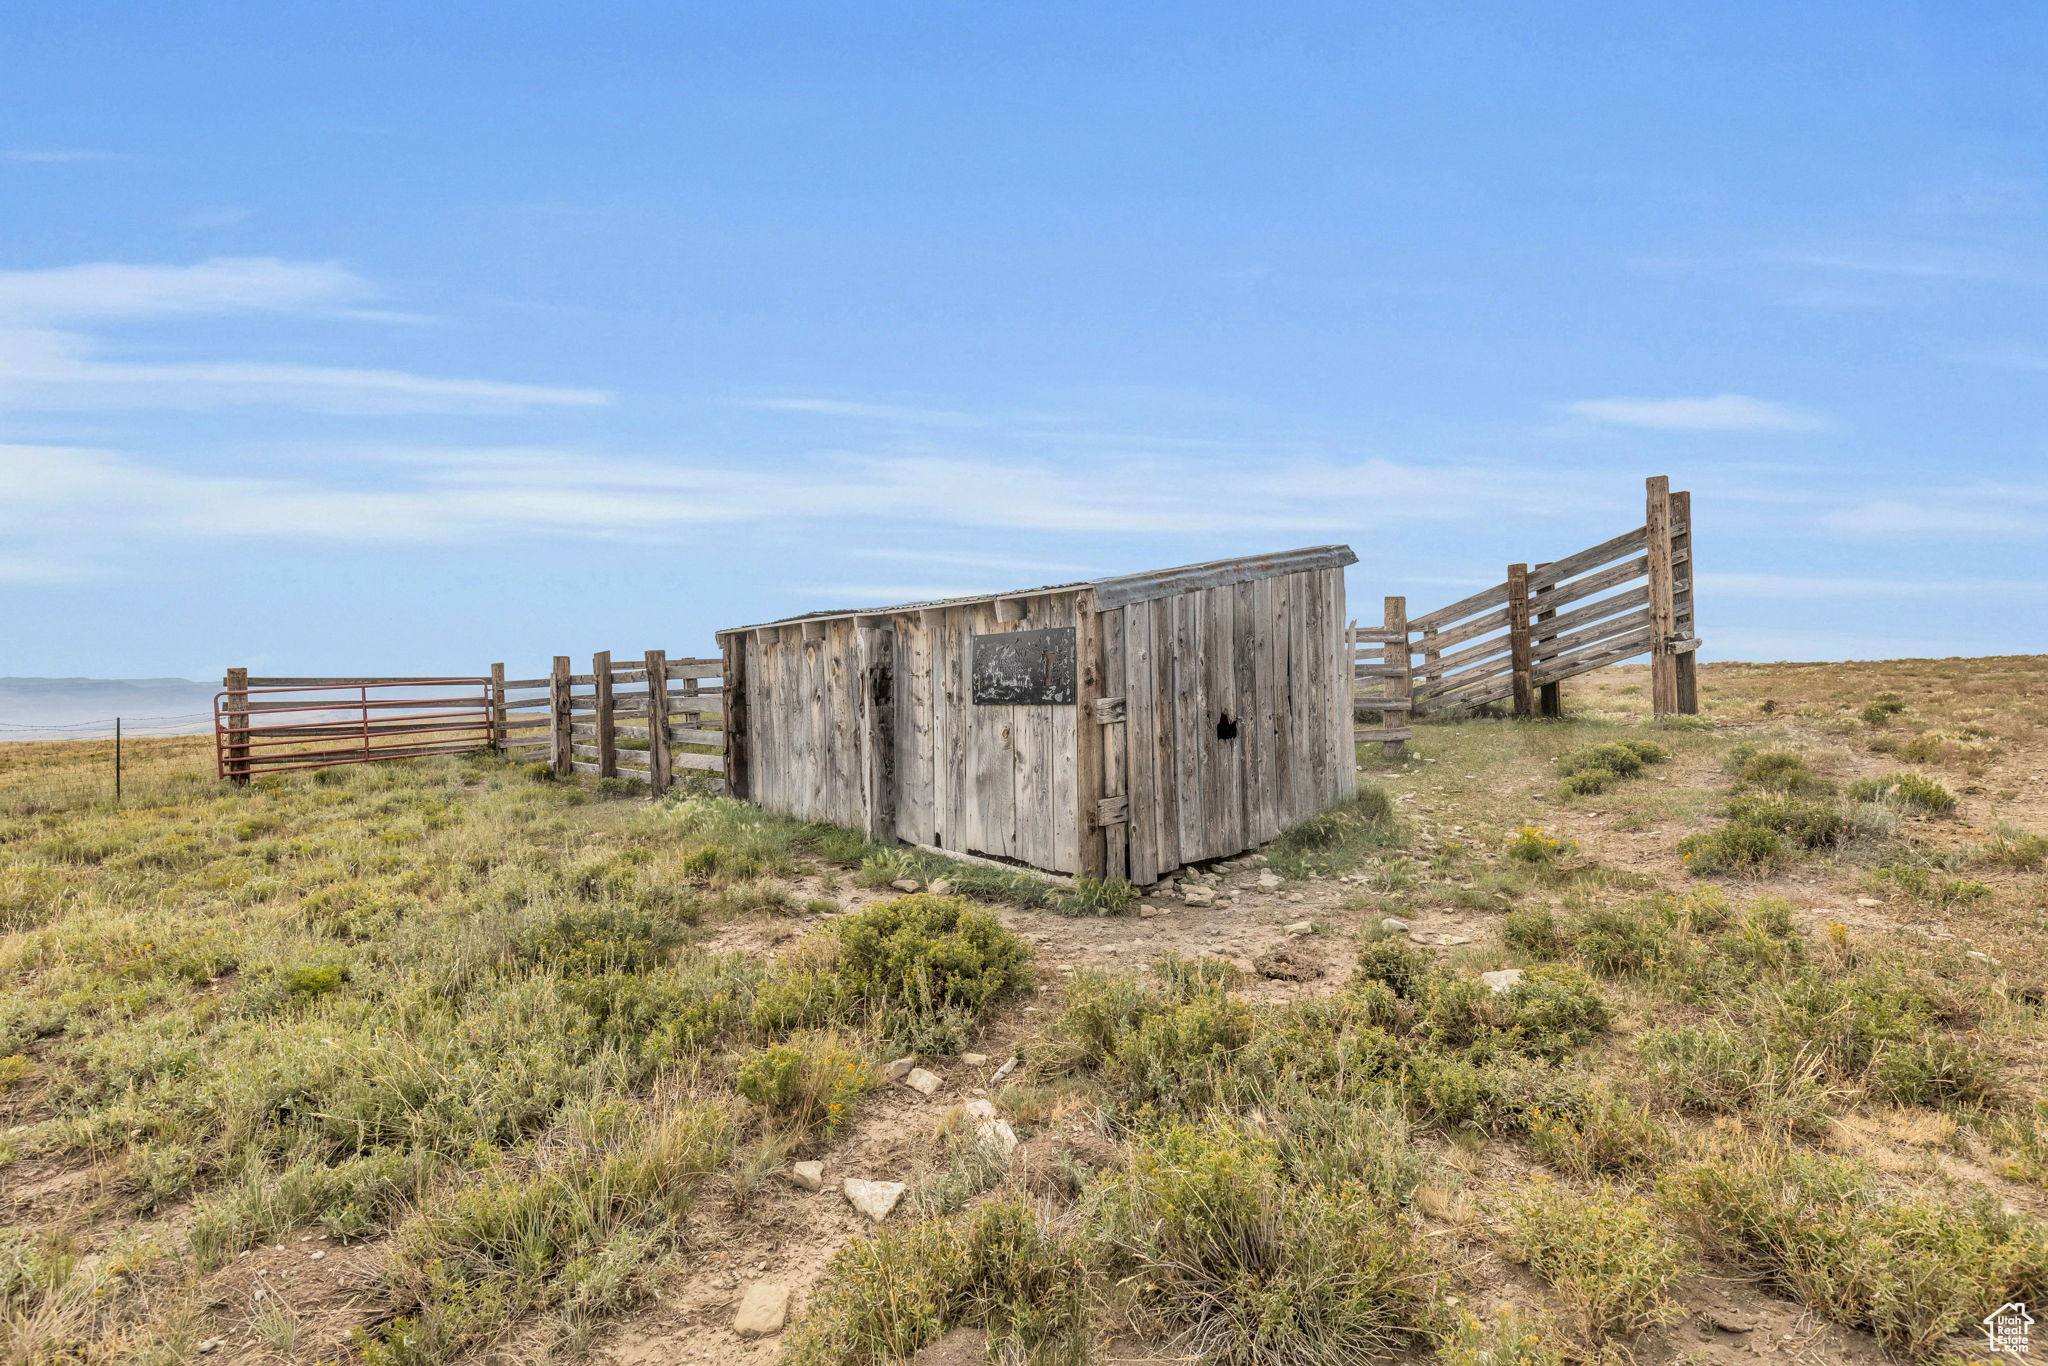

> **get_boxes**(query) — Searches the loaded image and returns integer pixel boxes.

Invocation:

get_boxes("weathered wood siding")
[1114,565,1354,885]
[737,594,1085,873]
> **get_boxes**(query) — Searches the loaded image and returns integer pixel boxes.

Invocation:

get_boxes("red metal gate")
[215,677,493,781]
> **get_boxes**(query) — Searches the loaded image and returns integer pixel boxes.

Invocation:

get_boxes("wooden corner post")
[720,633,751,801]
[1645,476,1680,716]
[858,625,897,844]
[489,662,506,751]
[1506,564,1534,717]
[224,666,250,784]
[645,648,672,797]
[1670,489,1698,714]
[550,655,573,779]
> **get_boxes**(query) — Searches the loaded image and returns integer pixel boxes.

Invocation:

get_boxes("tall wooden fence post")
[489,662,506,751]
[1645,475,1679,717]
[857,625,897,845]
[1532,567,1561,718]
[592,651,616,778]
[550,655,573,779]
[721,633,750,801]
[645,649,672,796]
[1506,564,1534,717]
[1381,595,1411,757]
[224,666,250,784]
[1671,489,1699,715]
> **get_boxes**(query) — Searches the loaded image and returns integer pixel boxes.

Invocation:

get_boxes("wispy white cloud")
[737,396,983,427]
[0,258,608,414]
[1565,394,1827,432]
[0,443,1617,554]
[1769,243,2025,283]
[845,548,1094,577]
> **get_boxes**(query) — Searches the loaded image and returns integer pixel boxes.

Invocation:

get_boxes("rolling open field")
[4,655,2046,1365]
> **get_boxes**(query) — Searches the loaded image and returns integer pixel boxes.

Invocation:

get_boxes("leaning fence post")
[720,632,749,801]
[224,667,251,784]
[1670,488,1698,715]
[645,648,672,797]
[550,655,573,778]
[593,650,616,779]
[1645,475,1679,717]
[1507,564,1534,717]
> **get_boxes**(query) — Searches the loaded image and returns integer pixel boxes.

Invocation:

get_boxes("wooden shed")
[716,546,1359,885]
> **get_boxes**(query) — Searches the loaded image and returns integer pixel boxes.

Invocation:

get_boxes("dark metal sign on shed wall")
[971,627,1076,705]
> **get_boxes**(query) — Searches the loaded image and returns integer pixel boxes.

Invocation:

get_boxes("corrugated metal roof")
[721,545,1358,634]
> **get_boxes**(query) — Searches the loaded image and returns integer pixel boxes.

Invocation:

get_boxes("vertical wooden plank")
[1151,597,1181,875]
[1231,578,1261,845]
[550,655,573,779]
[1123,603,1160,884]
[1645,474,1679,716]
[1208,584,1245,853]
[1382,594,1410,760]
[1171,592,1203,863]
[644,649,671,796]
[720,636,750,800]
[1532,561,1561,718]
[1101,606,1130,881]
[224,666,250,784]
[1507,564,1534,718]
[1074,593,1107,877]
[858,625,896,843]
[1271,574,1298,833]
[1671,488,1699,715]
[489,662,506,752]
[1298,569,1328,814]
[1331,569,1356,799]
[940,609,973,852]
[1248,575,1279,843]
[899,614,933,844]
[592,650,617,777]
[1420,625,1441,712]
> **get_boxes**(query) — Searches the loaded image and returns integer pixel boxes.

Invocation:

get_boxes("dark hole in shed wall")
[1216,712,1239,740]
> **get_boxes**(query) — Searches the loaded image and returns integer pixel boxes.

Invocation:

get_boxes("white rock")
[1480,969,1523,994]
[882,1055,916,1083]
[788,1160,825,1191]
[962,1052,989,1067]
[1138,904,1160,918]
[890,878,920,892]
[197,1340,224,1356]
[1380,917,1411,935]
[734,1281,791,1338]
[904,1067,943,1096]
[1856,896,1881,907]
[1256,872,1284,890]
[1285,920,1314,937]
[990,1056,1019,1084]
[976,1117,1020,1156]
[843,1178,906,1222]
[1182,887,1216,907]
[928,878,956,896]
[961,1098,997,1121]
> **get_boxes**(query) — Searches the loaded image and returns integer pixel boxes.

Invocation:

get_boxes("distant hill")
[0,677,218,740]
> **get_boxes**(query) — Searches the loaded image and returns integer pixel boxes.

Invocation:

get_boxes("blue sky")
[4,2,2045,679]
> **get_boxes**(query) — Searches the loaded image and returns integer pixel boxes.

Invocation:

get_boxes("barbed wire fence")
[0,712,220,815]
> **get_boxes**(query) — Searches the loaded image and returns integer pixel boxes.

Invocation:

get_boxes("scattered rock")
[890,878,921,892]
[905,1067,943,1096]
[978,1117,1020,1156]
[1706,1309,1757,1334]
[1284,919,1314,937]
[1256,871,1284,891]
[1380,917,1411,935]
[842,1178,907,1222]
[989,1056,1020,1084]
[1434,934,1473,946]
[1479,968,1523,993]
[962,1052,989,1066]
[788,1160,825,1191]
[1249,854,1268,865]
[1138,903,1160,918]
[197,1340,224,1356]
[734,1281,791,1338]
[928,878,956,896]
[1856,896,1881,907]
[882,1055,917,1083]
[1181,886,1216,907]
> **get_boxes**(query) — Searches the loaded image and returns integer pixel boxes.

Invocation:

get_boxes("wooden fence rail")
[1383,475,1699,723]
[222,651,725,791]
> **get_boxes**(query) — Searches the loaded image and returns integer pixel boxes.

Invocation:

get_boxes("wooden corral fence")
[219,651,724,792]
[1350,596,1414,757]
[1385,475,1698,729]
